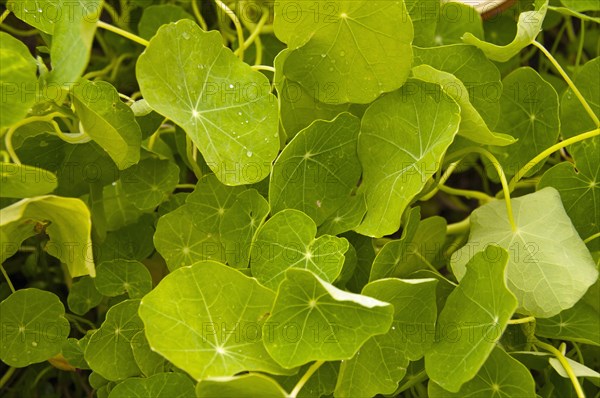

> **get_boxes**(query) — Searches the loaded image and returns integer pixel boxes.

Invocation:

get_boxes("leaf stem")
[583,231,600,244]
[65,314,96,330]
[0,9,10,24]
[289,360,324,398]
[96,20,149,47]
[438,185,494,203]
[507,316,536,325]
[215,0,244,60]
[509,128,600,190]
[192,0,208,31]
[176,184,197,190]
[575,20,585,70]
[452,147,516,231]
[0,366,16,389]
[235,8,269,56]
[532,40,599,126]
[251,65,276,73]
[420,160,463,201]
[0,264,15,293]
[446,217,470,235]
[534,340,585,398]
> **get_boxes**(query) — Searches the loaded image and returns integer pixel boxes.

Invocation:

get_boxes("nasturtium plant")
[1,0,599,396]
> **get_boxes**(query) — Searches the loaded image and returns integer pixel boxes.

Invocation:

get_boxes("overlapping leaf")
[139,261,287,380]
[426,247,517,392]
[451,188,598,318]
[356,80,460,237]
[137,20,279,185]
[263,269,394,368]
[270,112,361,225]
[250,209,349,289]
[274,0,413,104]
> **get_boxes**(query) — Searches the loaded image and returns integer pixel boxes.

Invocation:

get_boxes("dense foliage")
[0,0,599,397]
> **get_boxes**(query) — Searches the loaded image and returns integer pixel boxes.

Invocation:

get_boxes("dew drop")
[340,51,345,56]
[229,84,234,89]
[246,151,253,157]
[321,53,326,58]
[329,67,334,72]
[182,32,190,40]
[31,341,38,347]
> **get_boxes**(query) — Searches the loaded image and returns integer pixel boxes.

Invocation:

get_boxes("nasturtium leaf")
[559,0,599,12]
[270,113,361,224]
[336,278,438,397]
[85,299,143,381]
[276,361,339,398]
[250,209,349,289]
[68,276,103,315]
[263,269,394,368]
[0,162,57,198]
[451,188,598,318]
[196,374,287,398]
[185,174,246,232]
[428,346,536,397]
[0,195,95,277]
[102,183,143,231]
[411,66,514,146]
[412,44,502,128]
[120,157,179,210]
[137,20,279,185]
[0,32,38,129]
[463,0,549,62]
[219,189,269,268]
[94,260,152,299]
[317,194,367,236]
[153,205,223,270]
[73,80,142,170]
[550,356,600,383]
[62,337,91,370]
[426,247,517,392]
[274,50,350,140]
[56,141,120,197]
[130,331,168,377]
[137,4,194,40]
[356,80,461,237]
[139,261,287,380]
[46,0,100,86]
[560,58,599,168]
[108,373,195,398]
[538,161,600,252]
[6,0,59,34]
[488,67,560,180]
[434,2,483,46]
[0,288,70,367]
[536,280,600,346]
[372,215,447,280]
[405,0,438,46]
[275,0,414,104]
[97,216,155,263]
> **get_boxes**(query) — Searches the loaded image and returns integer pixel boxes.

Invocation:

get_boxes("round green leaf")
[263,269,394,368]
[196,373,288,398]
[94,260,152,299]
[85,299,143,381]
[250,209,349,290]
[137,20,279,185]
[356,80,460,237]
[426,247,518,392]
[269,112,362,225]
[137,4,194,40]
[429,346,536,397]
[276,0,414,104]
[0,162,58,198]
[68,276,103,315]
[0,288,69,367]
[139,261,287,380]
[451,188,598,318]
[120,157,179,211]
[219,189,270,268]
[0,32,38,129]
[108,373,195,398]
[130,331,168,377]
